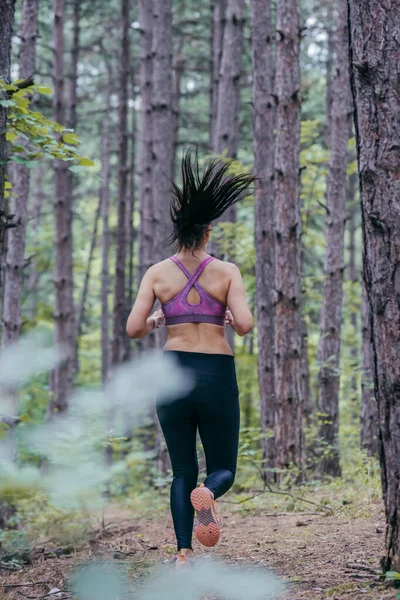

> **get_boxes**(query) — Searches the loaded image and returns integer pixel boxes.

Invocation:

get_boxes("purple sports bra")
[162,256,227,327]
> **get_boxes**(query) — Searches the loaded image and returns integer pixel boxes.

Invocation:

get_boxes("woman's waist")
[164,348,237,388]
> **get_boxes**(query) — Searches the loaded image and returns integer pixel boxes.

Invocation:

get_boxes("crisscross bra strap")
[169,256,215,293]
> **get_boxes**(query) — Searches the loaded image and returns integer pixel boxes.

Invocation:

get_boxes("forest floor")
[0,496,396,600]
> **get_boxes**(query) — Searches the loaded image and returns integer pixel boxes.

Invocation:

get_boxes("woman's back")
[152,254,234,355]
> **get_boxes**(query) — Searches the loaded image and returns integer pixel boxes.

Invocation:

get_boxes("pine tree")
[250,0,276,481]
[316,0,350,477]
[2,0,39,348]
[273,0,304,477]
[0,0,15,296]
[348,0,400,570]
[48,0,75,415]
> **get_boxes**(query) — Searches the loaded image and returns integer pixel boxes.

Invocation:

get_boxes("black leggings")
[156,351,240,551]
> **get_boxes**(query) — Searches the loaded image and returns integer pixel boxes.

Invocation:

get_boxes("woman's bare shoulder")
[210,258,239,275]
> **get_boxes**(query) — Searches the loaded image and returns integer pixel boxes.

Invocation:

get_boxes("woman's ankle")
[178,548,193,557]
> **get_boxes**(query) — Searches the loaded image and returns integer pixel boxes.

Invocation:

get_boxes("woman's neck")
[177,246,208,261]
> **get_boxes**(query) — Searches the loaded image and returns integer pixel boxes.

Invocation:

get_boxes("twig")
[16,590,71,600]
[3,582,47,589]
[346,563,381,575]
[220,486,333,513]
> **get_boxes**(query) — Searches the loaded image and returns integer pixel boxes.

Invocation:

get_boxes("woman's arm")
[226,264,254,337]
[126,267,164,339]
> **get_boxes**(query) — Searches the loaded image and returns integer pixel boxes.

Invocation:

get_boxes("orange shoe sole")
[190,485,220,547]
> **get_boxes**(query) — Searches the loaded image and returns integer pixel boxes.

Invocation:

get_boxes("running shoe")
[190,483,220,547]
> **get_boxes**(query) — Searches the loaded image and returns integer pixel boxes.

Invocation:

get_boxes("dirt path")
[0,501,395,600]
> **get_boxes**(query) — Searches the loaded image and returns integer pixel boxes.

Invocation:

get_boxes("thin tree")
[348,0,400,570]
[213,0,245,349]
[151,0,174,261]
[316,0,350,477]
[68,0,82,376]
[111,0,130,368]
[27,166,43,321]
[324,4,335,147]
[347,151,359,395]
[273,0,304,476]
[138,0,155,284]
[360,284,377,456]
[100,70,112,385]
[48,0,75,415]
[76,200,101,344]
[210,0,226,148]
[0,0,16,298]
[214,0,245,161]
[2,0,39,348]
[250,0,276,481]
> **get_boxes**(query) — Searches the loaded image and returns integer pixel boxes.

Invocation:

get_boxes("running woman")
[126,150,254,566]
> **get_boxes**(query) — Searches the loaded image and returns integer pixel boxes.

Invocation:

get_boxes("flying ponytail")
[170,148,256,251]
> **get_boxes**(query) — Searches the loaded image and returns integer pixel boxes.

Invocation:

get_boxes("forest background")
[0,0,399,598]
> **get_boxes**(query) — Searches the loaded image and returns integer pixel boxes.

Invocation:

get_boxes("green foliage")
[0,78,94,192]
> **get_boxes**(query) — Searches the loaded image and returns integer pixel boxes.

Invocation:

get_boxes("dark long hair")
[170,148,256,250]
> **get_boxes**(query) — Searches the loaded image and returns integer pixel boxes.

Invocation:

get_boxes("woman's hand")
[148,309,164,331]
[225,309,236,331]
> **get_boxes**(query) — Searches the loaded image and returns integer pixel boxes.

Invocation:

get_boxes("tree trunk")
[111,0,130,368]
[67,0,81,378]
[301,318,312,424]
[250,0,276,482]
[2,0,39,348]
[348,0,400,570]
[27,165,43,321]
[172,38,185,179]
[214,0,245,159]
[213,0,245,350]
[76,199,101,342]
[273,0,304,476]
[0,0,15,301]
[100,72,112,385]
[138,0,155,284]
[210,0,226,148]
[347,165,359,394]
[316,0,350,478]
[151,0,174,262]
[48,0,75,416]
[324,5,335,147]
[121,70,136,365]
[360,284,377,457]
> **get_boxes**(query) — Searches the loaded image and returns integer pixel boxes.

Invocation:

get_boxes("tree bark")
[172,38,185,179]
[324,5,335,147]
[0,0,15,301]
[360,284,377,457]
[250,0,276,482]
[347,166,359,394]
[2,0,39,348]
[316,0,350,477]
[301,318,312,424]
[214,0,245,159]
[76,199,101,343]
[67,0,81,378]
[210,0,226,148]
[100,72,112,385]
[28,165,43,321]
[151,0,174,262]
[213,0,245,350]
[138,0,155,284]
[273,0,304,476]
[111,0,130,368]
[121,69,136,365]
[348,0,400,570]
[48,0,75,416]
